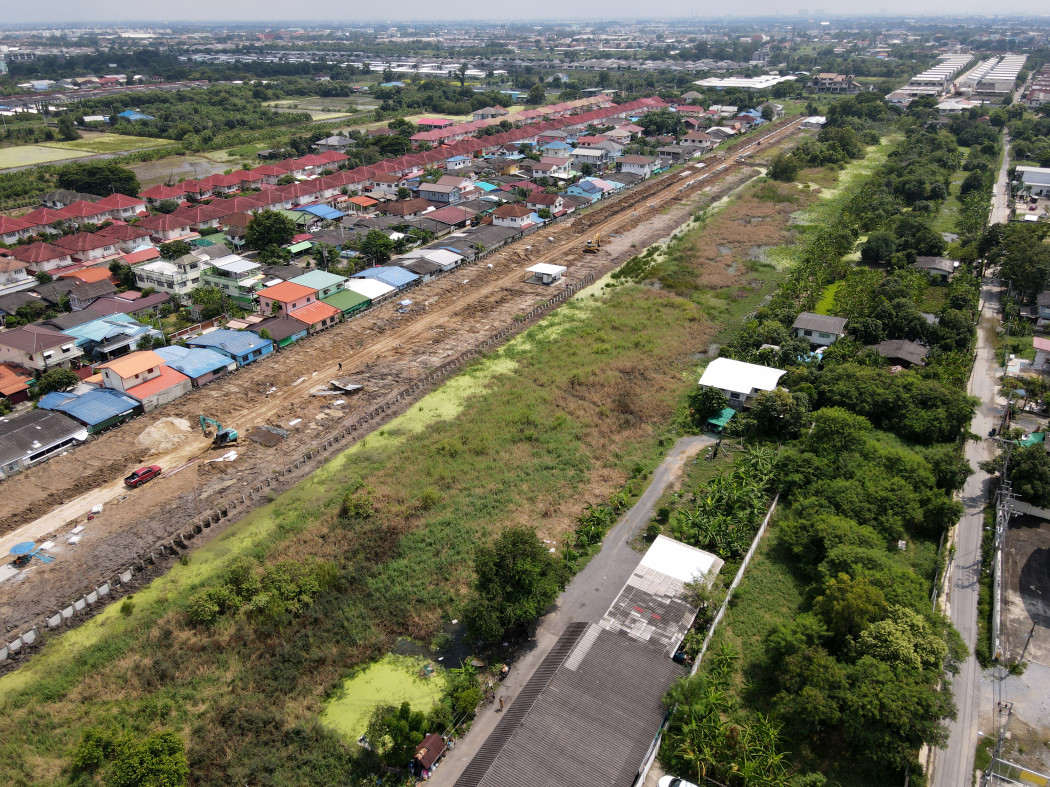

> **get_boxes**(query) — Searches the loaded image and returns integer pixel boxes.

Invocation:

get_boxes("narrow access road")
[931,281,1002,787]
[990,133,1013,225]
[430,434,713,787]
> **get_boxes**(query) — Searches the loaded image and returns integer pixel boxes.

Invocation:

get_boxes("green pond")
[320,653,448,742]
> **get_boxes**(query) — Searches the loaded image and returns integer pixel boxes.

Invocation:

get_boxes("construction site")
[0,116,805,655]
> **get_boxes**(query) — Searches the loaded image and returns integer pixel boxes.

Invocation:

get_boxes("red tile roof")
[290,300,340,325]
[53,232,115,252]
[0,216,33,235]
[124,364,190,401]
[94,193,146,210]
[123,247,161,264]
[10,242,70,263]
[137,214,191,232]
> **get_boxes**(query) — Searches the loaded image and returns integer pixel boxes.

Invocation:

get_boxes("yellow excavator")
[583,232,602,253]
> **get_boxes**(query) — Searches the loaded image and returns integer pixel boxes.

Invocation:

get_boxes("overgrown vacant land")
[0,171,813,785]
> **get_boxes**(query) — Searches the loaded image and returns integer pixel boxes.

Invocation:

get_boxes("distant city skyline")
[2,4,1047,26]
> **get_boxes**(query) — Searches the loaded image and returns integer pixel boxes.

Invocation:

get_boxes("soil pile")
[136,418,192,453]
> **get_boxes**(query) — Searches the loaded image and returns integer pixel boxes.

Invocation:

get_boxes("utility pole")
[980,699,1014,787]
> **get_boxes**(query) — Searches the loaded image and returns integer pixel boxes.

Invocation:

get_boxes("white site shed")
[526,263,567,285]
[698,357,786,409]
[801,115,827,130]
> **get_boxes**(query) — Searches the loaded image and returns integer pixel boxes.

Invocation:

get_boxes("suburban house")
[140,184,187,204]
[185,329,274,367]
[52,232,118,264]
[378,198,434,219]
[913,256,957,282]
[0,216,35,245]
[58,200,111,226]
[417,183,462,204]
[473,106,509,121]
[868,339,929,367]
[95,222,152,252]
[248,316,310,348]
[0,409,88,479]
[0,257,33,297]
[656,145,695,164]
[570,148,607,170]
[133,254,206,299]
[617,155,658,179]
[525,192,565,214]
[492,203,534,229]
[0,362,33,404]
[10,242,74,274]
[0,324,83,372]
[63,314,163,361]
[154,345,237,387]
[698,357,786,409]
[681,131,719,151]
[68,280,119,311]
[136,213,195,243]
[566,179,603,203]
[313,135,354,153]
[289,300,341,333]
[37,387,142,434]
[289,270,346,300]
[94,192,147,220]
[809,73,861,94]
[257,280,320,318]
[792,312,848,347]
[200,255,266,306]
[97,350,192,412]
[369,172,414,198]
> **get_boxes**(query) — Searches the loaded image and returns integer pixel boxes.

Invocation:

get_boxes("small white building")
[801,116,827,130]
[1017,166,1050,198]
[698,357,786,409]
[525,263,566,285]
[792,312,848,347]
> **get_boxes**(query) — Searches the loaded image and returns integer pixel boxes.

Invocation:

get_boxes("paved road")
[430,434,713,787]
[932,282,1002,787]
[990,133,1013,225]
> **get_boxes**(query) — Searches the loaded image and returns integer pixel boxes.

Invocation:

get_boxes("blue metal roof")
[155,345,233,378]
[39,388,140,427]
[351,266,419,289]
[64,316,149,345]
[186,329,273,357]
[118,110,155,121]
[295,203,345,221]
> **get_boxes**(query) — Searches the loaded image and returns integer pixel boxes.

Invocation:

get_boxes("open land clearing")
[0,128,820,785]
[0,118,807,641]
[0,131,171,169]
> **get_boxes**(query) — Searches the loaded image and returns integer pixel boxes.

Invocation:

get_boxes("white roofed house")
[792,312,848,348]
[1017,167,1050,198]
[698,357,786,409]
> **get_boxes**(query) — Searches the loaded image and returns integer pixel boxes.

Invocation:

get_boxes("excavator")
[200,416,238,447]
[583,232,602,253]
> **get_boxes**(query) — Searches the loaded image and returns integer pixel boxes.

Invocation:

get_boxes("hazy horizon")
[3,5,1049,27]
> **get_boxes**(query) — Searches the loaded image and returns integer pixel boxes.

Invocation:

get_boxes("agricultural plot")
[42,132,170,154]
[0,144,86,168]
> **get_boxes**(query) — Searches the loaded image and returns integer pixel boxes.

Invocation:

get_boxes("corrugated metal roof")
[351,266,419,289]
[322,289,370,313]
[290,270,347,290]
[154,345,234,379]
[0,409,88,465]
[344,278,396,300]
[186,329,273,357]
[38,387,140,427]
[295,203,345,220]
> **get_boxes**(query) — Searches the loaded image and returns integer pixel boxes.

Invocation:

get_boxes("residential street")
[931,283,1002,787]
[430,434,713,786]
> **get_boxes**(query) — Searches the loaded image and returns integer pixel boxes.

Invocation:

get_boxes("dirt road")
[0,119,804,639]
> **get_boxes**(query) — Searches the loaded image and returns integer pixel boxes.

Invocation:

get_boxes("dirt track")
[0,118,804,638]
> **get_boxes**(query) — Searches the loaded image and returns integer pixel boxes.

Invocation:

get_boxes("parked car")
[659,778,700,787]
[124,465,162,487]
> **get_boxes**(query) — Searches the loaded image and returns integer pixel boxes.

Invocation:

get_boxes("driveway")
[430,434,713,786]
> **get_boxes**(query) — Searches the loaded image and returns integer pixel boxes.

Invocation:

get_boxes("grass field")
[0,132,171,169]
[43,132,170,154]
[0,144,88,168]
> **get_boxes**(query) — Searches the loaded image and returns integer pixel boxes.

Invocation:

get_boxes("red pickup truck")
[124,465,162,488]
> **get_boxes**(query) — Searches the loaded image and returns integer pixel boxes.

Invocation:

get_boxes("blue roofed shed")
[185,329,274,367]
[295,204,345,221]
[290,270,347,299]
[63,315,162,361]
[154,345,237,387]
[351,266,419,290]
[117,110,155,121]
[38,388,142,434]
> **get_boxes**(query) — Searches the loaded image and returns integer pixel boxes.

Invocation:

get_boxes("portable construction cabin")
[525,263,567,285]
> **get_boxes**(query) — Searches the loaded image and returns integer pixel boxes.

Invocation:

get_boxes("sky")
[2,3,1040,25]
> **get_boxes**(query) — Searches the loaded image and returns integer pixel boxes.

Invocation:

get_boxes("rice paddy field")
[0,131,170,169]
